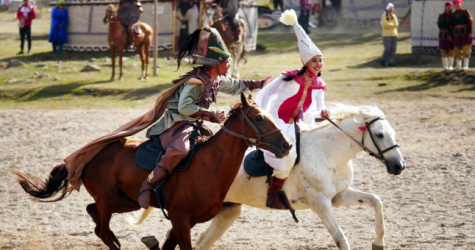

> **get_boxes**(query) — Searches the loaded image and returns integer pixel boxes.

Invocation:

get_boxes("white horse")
[135,104,406,250]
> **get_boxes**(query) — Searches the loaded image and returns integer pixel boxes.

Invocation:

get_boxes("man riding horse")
[118,0,143,49]
[137,27,273,208]
[213,0,251,42]
[61,27,272,209]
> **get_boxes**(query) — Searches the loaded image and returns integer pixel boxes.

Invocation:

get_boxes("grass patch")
[0,10,474,110]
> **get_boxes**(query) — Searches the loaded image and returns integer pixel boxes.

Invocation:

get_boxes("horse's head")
[361,109,406,175]
[226,93,291,158]
[103,4,117,24]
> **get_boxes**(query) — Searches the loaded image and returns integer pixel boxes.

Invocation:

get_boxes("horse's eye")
[376,133,384,138]
[256,115,263,122]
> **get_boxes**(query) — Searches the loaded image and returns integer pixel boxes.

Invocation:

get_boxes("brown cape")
[64,68,208,191]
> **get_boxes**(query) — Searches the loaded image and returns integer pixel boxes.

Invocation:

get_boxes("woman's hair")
[282,65,321,81]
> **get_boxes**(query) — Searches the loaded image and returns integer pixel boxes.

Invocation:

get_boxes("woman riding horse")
[256,9,330,209]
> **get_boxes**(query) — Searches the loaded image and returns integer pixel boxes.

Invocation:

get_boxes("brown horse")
[103,4,153,81]
[212,7,248,78]
[11,93,291,250]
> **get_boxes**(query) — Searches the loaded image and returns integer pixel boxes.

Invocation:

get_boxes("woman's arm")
[256,75,285,111]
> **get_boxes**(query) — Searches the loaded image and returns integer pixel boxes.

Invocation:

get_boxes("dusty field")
[1,95,475,250]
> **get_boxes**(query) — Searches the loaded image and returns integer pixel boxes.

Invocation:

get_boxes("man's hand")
[215,110,226,123]
[263,76,273,86]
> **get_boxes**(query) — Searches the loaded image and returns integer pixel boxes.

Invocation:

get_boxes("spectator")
[451,0,473,70]
[48,0,69,54]
[438,1,454,71]
[273,0,283,12]
[298,0,311,34]
[16,0,36,55]
[322,0,337,27]
[380,3,398,67]
[176,2,198,51]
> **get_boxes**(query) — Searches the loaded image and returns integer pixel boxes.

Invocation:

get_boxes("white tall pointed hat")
[279,9,322,65]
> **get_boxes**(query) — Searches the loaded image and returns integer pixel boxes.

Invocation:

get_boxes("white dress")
[256,74,326,178]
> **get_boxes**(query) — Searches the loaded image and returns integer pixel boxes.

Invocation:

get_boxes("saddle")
[244,122,301,180]
[243,122,301,223]
[135,122,210,219]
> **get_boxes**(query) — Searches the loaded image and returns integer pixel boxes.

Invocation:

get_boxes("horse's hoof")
[110,77,115,81]
[118,77,123,81]
[372,243,384,250]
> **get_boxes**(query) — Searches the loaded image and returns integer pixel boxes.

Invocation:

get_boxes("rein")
[221,105,281,147]
[325,116,399,163]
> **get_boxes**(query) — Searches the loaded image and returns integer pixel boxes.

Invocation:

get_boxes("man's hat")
[279,9,322,65]
[176,27,231,68]
[203,27,231,62]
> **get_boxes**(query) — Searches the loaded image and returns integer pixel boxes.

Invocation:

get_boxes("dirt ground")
[1,95,474,250]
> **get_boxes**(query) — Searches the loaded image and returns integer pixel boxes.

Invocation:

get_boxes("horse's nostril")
[283,142,290,149]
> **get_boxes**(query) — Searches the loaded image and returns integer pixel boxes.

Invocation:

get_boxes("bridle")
[220,105,282,147]
[325,116,399,164]
[362,117,400,162]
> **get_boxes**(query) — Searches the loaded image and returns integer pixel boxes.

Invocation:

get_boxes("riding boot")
[138,167,168,209]
[266,176,287,210]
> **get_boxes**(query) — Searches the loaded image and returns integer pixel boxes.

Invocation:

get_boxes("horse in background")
[103,4,153,81]
[212,6,247,78]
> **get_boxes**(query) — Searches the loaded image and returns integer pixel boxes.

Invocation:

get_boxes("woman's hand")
[321,109,330,119]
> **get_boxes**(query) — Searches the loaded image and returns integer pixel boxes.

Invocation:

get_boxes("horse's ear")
[240,92,249,108]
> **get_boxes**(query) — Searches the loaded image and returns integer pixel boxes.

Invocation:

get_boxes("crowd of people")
[438,0,473,71]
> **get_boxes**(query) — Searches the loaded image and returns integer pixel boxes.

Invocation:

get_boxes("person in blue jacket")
[48,0,68,53]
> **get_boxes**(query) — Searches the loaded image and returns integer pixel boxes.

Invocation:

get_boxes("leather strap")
[324,116,383,161]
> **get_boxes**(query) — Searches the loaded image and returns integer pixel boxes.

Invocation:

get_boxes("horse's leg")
[138,44,145,80]
[234,42,244,78]
[231,44,239,78]
[169,218,193,250]
[110,48,116,81]
[308,191,350,250]
[195,203,242,250]
[161,228,177,250]
[118,49,123,81]
[145,41,150,79]
[332,188,385,250]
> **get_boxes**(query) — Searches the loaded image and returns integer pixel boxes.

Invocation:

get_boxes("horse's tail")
[11,163,73,202]
[127,207,153,226]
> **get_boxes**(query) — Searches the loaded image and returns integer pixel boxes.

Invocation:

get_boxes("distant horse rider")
[213,0,250,42]
[118,0,143,49]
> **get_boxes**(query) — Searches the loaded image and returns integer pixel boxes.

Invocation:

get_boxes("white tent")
[411,0,475,54]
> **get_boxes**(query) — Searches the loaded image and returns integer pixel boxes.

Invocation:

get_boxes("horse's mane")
[196,101,251,144]
[301,103,385,132]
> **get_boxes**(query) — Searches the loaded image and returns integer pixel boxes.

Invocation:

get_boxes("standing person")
[380,3,398,67]
[16,0,36,55]
[176,2,191,51]
[273,0,284,12]
[256,9,330,209]
[298,0,311,34]
[48,0,69,54]
[438,1,454,71]
[451,0,473,70]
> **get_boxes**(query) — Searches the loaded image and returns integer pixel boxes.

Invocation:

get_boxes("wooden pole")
[152,0,158,76]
